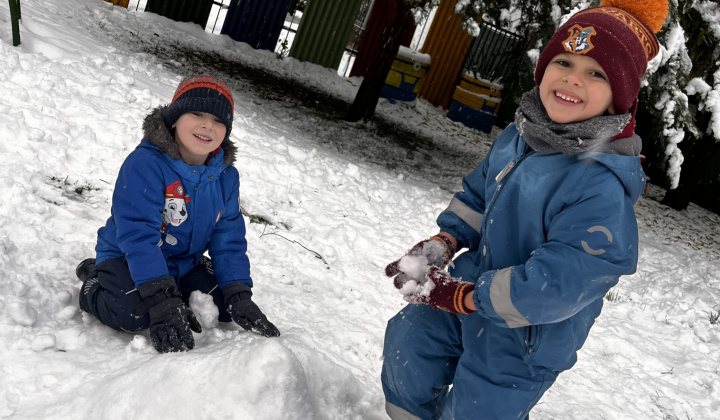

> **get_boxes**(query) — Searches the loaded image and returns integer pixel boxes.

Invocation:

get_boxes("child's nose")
[563,73,582,86]
[200,116,215,129]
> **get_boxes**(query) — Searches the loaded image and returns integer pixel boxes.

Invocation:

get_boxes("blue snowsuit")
[382,123,645,419]
[82,106,250,331]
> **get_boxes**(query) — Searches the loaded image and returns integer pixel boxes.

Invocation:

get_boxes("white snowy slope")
[0,1,718,419]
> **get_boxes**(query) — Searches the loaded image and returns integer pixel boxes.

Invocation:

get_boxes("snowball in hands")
[398,239,447,279]
[397,253,432,283]
[396,242,445,298]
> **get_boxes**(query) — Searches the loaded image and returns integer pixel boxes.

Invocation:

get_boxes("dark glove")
[385,235,456,288]
[402,266,476,315]
[224,283,280,337]
[134,276,202,353]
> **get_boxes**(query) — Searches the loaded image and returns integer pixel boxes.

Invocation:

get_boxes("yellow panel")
[385,70,403,88]
[459,75,502,98]
[452,87,500,115]
[391,57,429,78]
[385,53,427,90]
[385,71,419,88]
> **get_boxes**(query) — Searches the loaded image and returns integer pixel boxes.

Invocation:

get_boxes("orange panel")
[418,0,476,109]
[105,0,129,7]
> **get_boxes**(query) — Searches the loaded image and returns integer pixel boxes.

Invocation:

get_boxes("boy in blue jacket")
[382,0,667,418]
[76,74,279,354]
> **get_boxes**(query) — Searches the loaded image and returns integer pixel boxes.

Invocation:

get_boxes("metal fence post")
[289,0,366,70]
[8,0,21,47]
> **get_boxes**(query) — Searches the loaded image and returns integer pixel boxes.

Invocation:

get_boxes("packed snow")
[1,1,719,419]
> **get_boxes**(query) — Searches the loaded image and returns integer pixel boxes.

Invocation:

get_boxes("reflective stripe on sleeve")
[489,267,530,328]
[444,197,484,233]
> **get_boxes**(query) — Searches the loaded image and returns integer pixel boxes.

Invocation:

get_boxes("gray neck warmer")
[514,87,641,156]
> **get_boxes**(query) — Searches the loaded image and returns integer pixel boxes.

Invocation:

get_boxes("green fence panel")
[462,22,520,82]
[145,0,214,28]
[8,0,21,46]
[289,0,365,70]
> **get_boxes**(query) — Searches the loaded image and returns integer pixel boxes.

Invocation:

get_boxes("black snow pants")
[79,256,232,332]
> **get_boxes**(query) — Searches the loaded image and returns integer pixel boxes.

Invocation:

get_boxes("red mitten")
[402,266,476,315]
[385,235,456,288]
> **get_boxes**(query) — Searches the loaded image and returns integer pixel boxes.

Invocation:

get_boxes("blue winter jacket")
[95,106,251,290]
[438,123,645,371]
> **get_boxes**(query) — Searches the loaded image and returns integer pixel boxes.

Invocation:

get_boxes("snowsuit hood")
[143,105,237,166]
[578,134,646,202]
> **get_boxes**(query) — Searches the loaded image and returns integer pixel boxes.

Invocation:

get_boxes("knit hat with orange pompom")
[534,0,669,116]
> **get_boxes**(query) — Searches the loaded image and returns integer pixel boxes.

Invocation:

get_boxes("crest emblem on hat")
[563,24,597,54]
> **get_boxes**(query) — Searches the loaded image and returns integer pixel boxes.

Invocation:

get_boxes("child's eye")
[214,117,223,124]
[555,60,570,67]
[191,112,203,117]
[590,71,607,80]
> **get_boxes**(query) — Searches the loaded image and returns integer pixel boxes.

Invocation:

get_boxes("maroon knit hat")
[534,0,668,116]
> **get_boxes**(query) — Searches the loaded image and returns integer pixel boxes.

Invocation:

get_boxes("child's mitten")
[385,235,456,288]
[223,283,280,337]
[402,266,476,315]
[135,276,202,353]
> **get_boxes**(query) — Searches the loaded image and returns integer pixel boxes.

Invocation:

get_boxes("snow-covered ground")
[0,1,718,419]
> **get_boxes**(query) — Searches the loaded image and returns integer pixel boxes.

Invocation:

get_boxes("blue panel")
[221,0,293,51]
[398,76,420,93]
[381,84,417,102]
[447,100,496,133]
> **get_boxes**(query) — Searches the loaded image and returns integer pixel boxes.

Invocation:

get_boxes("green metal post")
[289,0,365,70]
[8,0,21,47]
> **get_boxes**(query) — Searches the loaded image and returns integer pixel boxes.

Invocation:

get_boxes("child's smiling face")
[539,53,615,124]
[173,111,227,166]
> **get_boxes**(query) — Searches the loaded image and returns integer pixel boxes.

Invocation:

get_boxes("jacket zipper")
[495,160,515,182]
[486,145,541,356]
[481,151,530,259]
[526,325,541,355]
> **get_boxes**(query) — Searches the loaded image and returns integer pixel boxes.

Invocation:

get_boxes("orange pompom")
[600,0,669,33]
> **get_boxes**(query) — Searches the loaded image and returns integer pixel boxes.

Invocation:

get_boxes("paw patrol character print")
[158,180,191,246]
[563,24,597,54]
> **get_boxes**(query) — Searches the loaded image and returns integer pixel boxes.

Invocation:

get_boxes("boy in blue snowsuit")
[382,1,668,418]
[76,75,279,354]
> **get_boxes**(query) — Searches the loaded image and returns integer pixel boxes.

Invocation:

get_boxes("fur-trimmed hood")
[142,105,237,165]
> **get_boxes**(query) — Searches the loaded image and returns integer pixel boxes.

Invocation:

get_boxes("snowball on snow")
[189,290,220,330]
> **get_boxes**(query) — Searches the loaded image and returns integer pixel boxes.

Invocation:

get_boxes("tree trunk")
[661,131,719,211]
[344,0,414,123]
[661,170,694,211]
[660,98,711,211]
